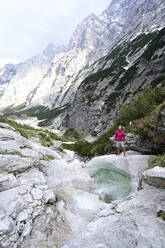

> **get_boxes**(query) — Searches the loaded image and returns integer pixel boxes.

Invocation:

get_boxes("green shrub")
[42,154,55,161]
[147,155,165,169]
[129,101,165,147]
[38,131,46,138]
[137,178,143,191]
[62,141,93,158]
[0,118,63,148]
[63,128,85,140]
[143,27,165,60]
[62,122,118,158]
[18,129,29,138]
[115,62,138,90]
[157,210,165,221]
[151,75,165,88]
[106,91,121,111]
[118,87,165,126]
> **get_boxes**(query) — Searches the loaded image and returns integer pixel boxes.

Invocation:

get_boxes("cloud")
[0,0,111,64]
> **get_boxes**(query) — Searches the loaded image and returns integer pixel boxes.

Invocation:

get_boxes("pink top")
[114,130,126,142]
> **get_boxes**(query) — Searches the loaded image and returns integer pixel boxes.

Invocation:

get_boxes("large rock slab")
[0,126,61,160]
[17,168,46,186]
[63,185,165,248]
[143,166,165,188]
[0,174,18,191]
[0,155,38,173]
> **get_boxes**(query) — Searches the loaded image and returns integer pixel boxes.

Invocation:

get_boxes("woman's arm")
[123,131,126,143]
[114,131,117,141]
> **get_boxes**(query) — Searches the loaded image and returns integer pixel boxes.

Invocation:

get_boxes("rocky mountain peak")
[0,63,17,85]
[43,42,66,61]
[68,13,98,50]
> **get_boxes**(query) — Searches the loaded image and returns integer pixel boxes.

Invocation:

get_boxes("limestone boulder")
[0,174,18,191]
[43,189,56,203]
[143,166,165,188]
[0,155,38,173]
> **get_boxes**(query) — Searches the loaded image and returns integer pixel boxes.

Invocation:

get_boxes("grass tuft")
[147,155,165,169]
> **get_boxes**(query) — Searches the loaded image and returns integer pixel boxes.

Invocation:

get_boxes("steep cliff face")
[0,0,164,116]
[0,64,17,85]
[62,27,165,134]
[0,64,19,100]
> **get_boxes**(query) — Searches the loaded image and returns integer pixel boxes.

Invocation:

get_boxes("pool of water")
[85,160,131,203]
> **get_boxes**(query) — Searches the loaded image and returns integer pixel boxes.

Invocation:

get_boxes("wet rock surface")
[63,184,165,248]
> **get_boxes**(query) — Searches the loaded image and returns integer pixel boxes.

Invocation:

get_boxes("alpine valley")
[0,0,165,134]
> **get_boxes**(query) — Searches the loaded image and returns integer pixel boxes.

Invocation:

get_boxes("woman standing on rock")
[114,125,126,157]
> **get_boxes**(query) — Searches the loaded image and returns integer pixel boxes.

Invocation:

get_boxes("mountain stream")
[85,159,131,203]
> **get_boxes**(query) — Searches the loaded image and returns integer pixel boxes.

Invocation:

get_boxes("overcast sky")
[0,0,111,67]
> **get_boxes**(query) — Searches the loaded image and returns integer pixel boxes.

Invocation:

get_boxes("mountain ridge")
[0,0,165,133]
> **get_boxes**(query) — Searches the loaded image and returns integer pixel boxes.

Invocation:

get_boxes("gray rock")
[63,185,165,248]
[0,155,38,173]
[109,133,154,154]
[24,194,33,203]
[143,166,165,188]
[22,221,32,237]
[0,174,18,191]
[31,188,43,200]
[18,169,46,186]
[16,210,29,222]
[0,123,16,131]
[160,110,165,122]
[0,217,15,232]
[43,189,56,203]
[0,187,23,217]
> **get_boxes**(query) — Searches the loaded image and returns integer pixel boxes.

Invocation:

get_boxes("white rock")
[18,186,30,195]
[22,221,32,237]
[24,194,33,203]
[31,200,42,207]
[32,207,43,218]
[31,188,43,200]
[0,174,18,192]
[0,237,11,248]
[16,209,29,222]
[38,185,48,190]
[0,188,22,217]
[0,155,36,173]
[18,169,46,186]
[143,166,165,178]
[43,190,56,203]
[63,186,165,248]
[143,166,165,188]
[0,217,15,232]
[9,233,18,242]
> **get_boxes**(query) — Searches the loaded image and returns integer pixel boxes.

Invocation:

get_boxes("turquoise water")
[85,161,131,203]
